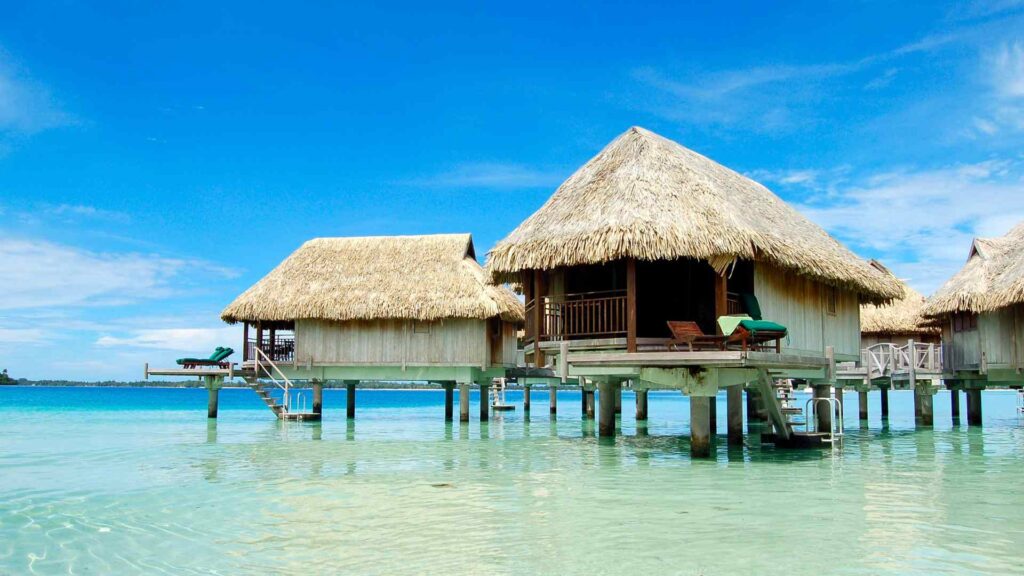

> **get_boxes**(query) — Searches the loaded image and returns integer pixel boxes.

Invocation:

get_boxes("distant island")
[0,374,467,389]
[0,369,13,385]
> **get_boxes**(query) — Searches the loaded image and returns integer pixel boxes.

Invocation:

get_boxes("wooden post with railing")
[626,259,637,353]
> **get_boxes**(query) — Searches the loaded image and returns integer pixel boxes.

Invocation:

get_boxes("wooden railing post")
[626,259,637,353]
[533,270,546,366]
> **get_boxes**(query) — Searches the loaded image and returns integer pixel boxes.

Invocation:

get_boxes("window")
[825,286,838,316]
[953,312,977,332]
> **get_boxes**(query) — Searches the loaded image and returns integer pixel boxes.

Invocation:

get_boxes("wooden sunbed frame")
[666,321,784,353]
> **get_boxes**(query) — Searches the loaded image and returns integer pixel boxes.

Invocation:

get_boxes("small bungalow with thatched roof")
[220,233,523,420]
[486,126,901,451]
[923,222,1024,387]
[860,282,940,348]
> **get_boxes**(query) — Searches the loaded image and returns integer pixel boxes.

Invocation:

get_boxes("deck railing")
[526,290,628,342]
[245,335,295,363]
[862,342,942,378]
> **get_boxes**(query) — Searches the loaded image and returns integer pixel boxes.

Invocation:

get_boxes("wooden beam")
[626,258,637,353]
[533,270,546,366]
[714,273,728,334]
[242,322,250,361]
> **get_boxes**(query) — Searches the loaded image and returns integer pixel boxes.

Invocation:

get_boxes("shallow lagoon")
[1,386,1022,575]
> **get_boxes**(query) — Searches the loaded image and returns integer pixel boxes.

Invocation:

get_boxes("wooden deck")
[566,350,828,371]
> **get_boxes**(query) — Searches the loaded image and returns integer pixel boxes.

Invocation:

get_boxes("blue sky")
[2,1,1023,380]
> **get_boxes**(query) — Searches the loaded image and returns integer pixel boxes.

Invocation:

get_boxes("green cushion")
[176,358,206,365]
[739,319,786,335]
[211,347,234,361]
[207,347,225,360]
[739,293,762,320]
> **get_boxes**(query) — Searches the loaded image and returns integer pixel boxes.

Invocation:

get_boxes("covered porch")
[241,320,295,365]
[522,257,752,364]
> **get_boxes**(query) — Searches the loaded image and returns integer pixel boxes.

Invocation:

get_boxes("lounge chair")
[666,318,787,353]
[666,321,727,351]
[176,347,234,369]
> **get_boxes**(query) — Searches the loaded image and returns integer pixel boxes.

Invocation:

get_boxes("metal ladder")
[252,346,296,418]
[804,397,844,448]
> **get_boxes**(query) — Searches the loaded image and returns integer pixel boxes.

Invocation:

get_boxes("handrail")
[804,397,844,448]
[253,346,294,413]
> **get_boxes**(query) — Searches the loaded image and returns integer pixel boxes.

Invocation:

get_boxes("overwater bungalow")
[844,265,942,422]
[486,126,902,453]
[923,222,1024,424]
[218,233,523,420]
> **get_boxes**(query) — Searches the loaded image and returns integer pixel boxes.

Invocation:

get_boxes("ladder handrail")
[253,346,293,413]
[804,397,844,449]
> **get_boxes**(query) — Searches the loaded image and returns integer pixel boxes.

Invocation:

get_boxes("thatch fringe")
[221,234,524,324]
[485,127,902,303]
[924,221,1024,315]
[861,284,939,336]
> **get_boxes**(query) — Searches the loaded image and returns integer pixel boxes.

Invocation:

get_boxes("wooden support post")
[269,327,276,360]
[346,380,357,419]
[727,386,742,445]
[880,387,890,420]
[918,389,934,427]
[614,383,622,414]
[598,380,616,437]
[242,322,250,361]
[208,388,219,419]
[714,273,728,334]
[549,382,557,415]
[459,383,470,423]
[581,382,588,415]
[746,388,759,431]
[312,380,323,416]
[967,389,982,426]
[256,323,264,355]
[709,395,717,435]
[635,389,648,422]
[533,270,546,367]
[858,390,868,420]
[523,385,531,412]
[950,388,960,422]
[690,396,711,458]
[813,385,832,433]
[626,259,637,353]
[444,383,454,422]
[585,389,595,420]
[479,382,489,422]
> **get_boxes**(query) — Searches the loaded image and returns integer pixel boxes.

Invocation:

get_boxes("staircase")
[751,369,839,449]
[249,347,320,421]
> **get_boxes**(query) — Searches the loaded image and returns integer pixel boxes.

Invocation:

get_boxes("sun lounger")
[176,347,235,369]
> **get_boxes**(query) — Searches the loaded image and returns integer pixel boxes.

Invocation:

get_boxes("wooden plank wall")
[296,318,488,366]
[754,265,859,358]
[979,305,1024,368]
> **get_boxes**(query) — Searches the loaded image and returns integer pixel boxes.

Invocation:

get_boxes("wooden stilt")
[690,396,711,458]
[479,382,489,422]
[950,388,960,422]
[585,389,595,420]
[523,385,531,412]
[813,385,832,433]
[312,380,323,416]
[207,388,219,419]
[727,386,742,445]
[459,383,470,422]
[614,382,622,415]
[444,383,454,422]
[967,389,982,425]
[346,380,356,419]
[708,395,717,435]
[880,387,890,420]
[746,388,759,432]
[549,382,557,415]
[598,381,615,437]
[635,389,648,422]
[919,391,934,427]
[858,390,868,420]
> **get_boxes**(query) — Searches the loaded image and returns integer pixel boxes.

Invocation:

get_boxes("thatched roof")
[222,234,524,324]
[861,284,939,336]
[923,221,1024,316]
[485,127,901,303]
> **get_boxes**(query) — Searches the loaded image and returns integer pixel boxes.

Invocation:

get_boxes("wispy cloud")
[0,238,239,310]
[96,326,241,352]
[0,328,48,344]
[408,162,565,189]
[795,159,1024,294]
[45,204,131,223]
[0,50,74,136]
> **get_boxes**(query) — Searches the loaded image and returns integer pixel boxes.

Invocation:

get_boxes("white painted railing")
[253,346,294,413]
[860,341,942,378]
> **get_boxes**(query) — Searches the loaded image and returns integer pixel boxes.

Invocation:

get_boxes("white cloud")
[409,162,564,189]
[0,238,238,310]
[0,51,73,135]
[96,326,241,352]
[796,160,1024,294]
[46,204,130,223]
[991,41,1024,97]
[0,328,48,344]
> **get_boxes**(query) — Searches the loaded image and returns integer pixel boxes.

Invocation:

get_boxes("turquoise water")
[1,386,1023,575]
